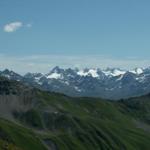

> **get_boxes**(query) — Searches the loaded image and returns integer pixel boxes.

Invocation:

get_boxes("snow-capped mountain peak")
[46,66,64,79]
[129,68,143,75]
[88,69,99,78]
[77,70,88,76]
[1,66,150,100]
[102,68,126,77]
[77,69,99,78]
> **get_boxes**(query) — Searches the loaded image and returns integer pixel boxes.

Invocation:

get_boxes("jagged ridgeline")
[0,77,150,149]
[1,67,150,100]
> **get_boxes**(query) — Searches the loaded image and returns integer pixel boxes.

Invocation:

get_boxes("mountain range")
[1,66,150,99]
[0,77,150,149]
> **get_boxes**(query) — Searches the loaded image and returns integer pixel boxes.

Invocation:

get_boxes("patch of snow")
[77,69,99,78]
[129,70,136,74]
[136,76,146,83]
[74,86,82,92]
[116,74,124,81]
[103,69,126,77]
[112,69,126,76]
[64,81,70,85]
[34,76,43,85]
[67,74,74,77]
[136,68,143,74]
[130,68,143,75]
[3,74,10,79]
[105,87,114,91]
[47,73,62,79]
[88,69,99,78]
[102,71,112,76]
[35,77,41,80]
[77,70,88,76]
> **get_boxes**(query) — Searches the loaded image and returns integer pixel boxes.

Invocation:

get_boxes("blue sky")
[0,0,150,73]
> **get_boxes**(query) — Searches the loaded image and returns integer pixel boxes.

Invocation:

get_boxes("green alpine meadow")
[0,77,150,150]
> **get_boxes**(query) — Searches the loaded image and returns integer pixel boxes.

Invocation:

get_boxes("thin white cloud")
[0,54,150,74]
[4,22,23,32]
[3,21,32,32]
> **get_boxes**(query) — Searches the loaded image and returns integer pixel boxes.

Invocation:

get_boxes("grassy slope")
[1,89,150,150]
[0,118,46,150]
[35,92,150,150]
